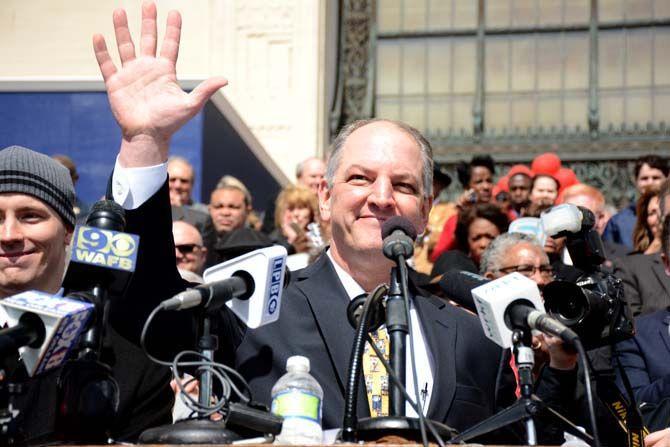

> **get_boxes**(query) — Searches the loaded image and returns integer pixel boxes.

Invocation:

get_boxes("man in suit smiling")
[92,2,573,441]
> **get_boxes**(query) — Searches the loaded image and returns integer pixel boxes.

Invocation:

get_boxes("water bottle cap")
[286,355,310,372]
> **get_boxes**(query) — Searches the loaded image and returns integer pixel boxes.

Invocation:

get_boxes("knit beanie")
[0,145,76,228]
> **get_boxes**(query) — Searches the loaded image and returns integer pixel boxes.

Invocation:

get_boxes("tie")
[363,326,390,417]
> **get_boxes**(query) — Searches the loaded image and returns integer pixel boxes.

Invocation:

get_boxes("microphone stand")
[139,312,241,444]
[450,329,593,445]
[0,367,21,445]
[349,247,454,443]
[386,266,407,415]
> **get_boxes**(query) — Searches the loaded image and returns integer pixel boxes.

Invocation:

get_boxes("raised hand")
[93,2,227,167]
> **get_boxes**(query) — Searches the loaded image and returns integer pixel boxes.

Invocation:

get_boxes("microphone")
[381,216,417,260]
[63,200,139,297]
[434,270,487,313]
[0,291,94,376]
[161,245,288,328]
[471,272,578,348]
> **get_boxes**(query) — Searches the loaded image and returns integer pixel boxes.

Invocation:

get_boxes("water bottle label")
[271,390,321,423]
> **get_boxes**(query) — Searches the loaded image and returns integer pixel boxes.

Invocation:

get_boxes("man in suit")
[613,213,670,438]
[92,2,574,442]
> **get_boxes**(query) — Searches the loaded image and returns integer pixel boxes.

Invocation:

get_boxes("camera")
[540,204,634,350]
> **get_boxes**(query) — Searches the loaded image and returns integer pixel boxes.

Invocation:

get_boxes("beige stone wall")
[0,0,331,182]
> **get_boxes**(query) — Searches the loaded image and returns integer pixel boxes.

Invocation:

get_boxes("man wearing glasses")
[172,221,207,280]
[480,232,577,371]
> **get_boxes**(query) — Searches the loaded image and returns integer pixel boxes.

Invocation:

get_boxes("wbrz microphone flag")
[2,291,94,376]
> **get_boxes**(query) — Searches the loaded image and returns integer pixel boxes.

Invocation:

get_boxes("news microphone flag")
[203,245,287,328]
[2,291,94,376]
[70,225,139,272]
[471,273,544,349]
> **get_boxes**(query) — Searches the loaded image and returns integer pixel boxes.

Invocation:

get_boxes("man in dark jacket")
[91,2,578,443]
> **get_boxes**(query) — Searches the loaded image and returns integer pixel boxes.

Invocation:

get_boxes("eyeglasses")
[175,244,202,254]
[498,264,553,279]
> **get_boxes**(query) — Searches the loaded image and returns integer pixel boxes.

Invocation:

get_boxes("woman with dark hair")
[614,188,669,316]
[429,156,497,262]
[431,203,509,276]
[454,155,495,207]
[632,188,662,254]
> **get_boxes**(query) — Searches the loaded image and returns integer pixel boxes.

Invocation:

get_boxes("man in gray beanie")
[0,145,76,298]
[0,144,174,443]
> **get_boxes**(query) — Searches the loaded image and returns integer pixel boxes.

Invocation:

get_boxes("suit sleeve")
[613,335,670,405]
[106,175,196,358]
[613,257,643,317]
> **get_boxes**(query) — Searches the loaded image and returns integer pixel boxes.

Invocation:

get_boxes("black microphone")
[0,313,46,358]
[57,200,135,442]
[63,200,137,299]
[434,270,488,313]
[506,304,579,344]
[161,274,253,311]
[381,216,417,260]
[346,294,385,332]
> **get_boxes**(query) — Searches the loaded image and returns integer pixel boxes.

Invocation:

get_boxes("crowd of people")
[2,2,670,446]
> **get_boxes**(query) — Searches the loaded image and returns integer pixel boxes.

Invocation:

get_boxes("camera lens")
[552,296,585,323]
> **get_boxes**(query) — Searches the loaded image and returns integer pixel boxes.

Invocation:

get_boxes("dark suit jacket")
[613,308,670,405]
[217,254,575,443]
[218,253,517,433]
[116,179,575,443]
[614,253,670,316]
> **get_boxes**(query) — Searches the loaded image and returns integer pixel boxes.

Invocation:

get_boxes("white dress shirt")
[326,250,434,417]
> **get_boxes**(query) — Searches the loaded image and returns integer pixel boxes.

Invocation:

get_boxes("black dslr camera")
[540,204,634,350]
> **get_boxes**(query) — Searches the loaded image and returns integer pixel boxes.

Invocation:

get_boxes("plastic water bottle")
[271,356,323,444]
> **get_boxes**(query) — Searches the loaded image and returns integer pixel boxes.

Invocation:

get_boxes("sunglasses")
[175,244,202,254]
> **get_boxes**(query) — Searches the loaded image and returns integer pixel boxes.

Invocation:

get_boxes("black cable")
[574,338,601,447]
[398,257,429,447]
[342,284,388,441]
[140,302,255,420]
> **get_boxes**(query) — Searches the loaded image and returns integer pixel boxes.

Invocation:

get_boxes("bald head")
[296,157,326,193]
[168,157,195,206]
[561,184,607,234]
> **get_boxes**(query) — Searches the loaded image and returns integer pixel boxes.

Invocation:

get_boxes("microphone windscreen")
[381,216,417,240]
[437,270,488,313]
[86,200,126,231]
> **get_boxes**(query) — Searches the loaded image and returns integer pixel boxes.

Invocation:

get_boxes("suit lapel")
[293,255,369,415]
[651,254,670,298]
[413,291,456,422]
[660,313,670,355]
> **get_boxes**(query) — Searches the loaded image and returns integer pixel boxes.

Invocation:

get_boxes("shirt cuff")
[111,157,167,210]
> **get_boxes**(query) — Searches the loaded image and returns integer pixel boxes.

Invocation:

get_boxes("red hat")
[507,164,533,179]
[496,175,510,192]
[531,152,561,175]
[554,167,579,191]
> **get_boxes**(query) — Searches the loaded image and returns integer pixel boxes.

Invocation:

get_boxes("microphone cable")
[397,256,430,447]
[140,302,254,421]
[573,338,601,447]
